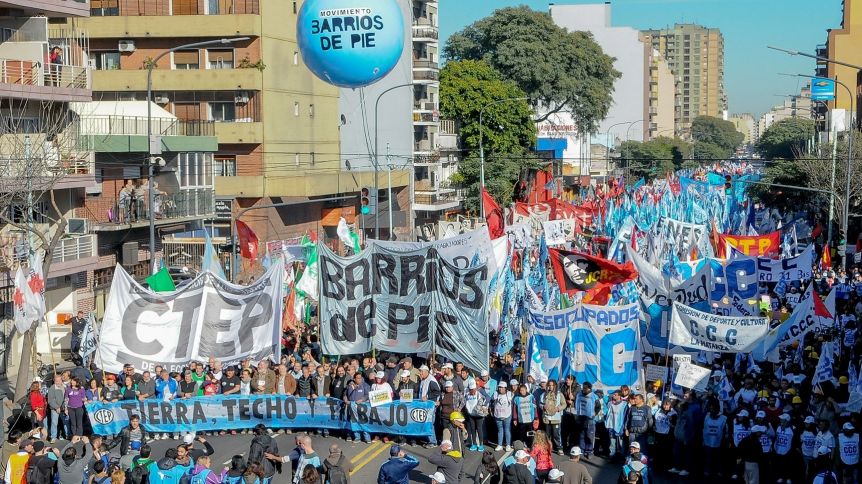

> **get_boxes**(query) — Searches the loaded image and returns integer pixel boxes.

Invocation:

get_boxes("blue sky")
[439,0,843,116]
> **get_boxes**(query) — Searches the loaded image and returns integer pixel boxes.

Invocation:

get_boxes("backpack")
[543,391,559,416]
[324,457,348,484]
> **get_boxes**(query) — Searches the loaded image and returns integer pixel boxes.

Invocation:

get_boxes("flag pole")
[662,304,674,401]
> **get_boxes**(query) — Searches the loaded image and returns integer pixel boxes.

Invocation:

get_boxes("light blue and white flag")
[813,341,835,386]
[202,230,227,280]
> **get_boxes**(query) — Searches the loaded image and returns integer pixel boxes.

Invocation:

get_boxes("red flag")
[811,222,823,240]
[821,243,832,271]
[236,219,259,259]
[813,286,833,319]
[482,188,505,239]
[631,228,638,251]
[548,248,637,303]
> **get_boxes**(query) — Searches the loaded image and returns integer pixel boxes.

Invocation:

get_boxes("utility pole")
[386,143,393,240]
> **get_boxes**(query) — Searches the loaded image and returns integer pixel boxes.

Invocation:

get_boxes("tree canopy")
[690,115,745,160]
[440,59,538,211]
[756,118,815,159]
[618,136,691,179]
[444,6,620,132]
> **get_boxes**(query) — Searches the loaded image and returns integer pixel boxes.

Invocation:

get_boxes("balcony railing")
[78,115,215,137]
[414,101,436,111]
[413,16,435,27]
[52,234,97,264]
[90,0,259,16]
[413,60,439,70]
[413,112,438,123]
[0,59,89,90]
[414,191,462,205]
[413,28,439,40]
[91,187,215,226]
[414,70,439,81]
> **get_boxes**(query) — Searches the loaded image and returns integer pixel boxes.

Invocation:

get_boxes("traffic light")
[724,175,732,195]
[360,186,377,215]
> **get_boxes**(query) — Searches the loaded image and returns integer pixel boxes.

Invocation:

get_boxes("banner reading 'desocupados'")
[97,263,284,374]
[85,395,434,436]
[318,239,491,371]
[670,302,768,352]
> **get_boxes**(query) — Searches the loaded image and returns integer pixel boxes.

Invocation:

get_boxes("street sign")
[811,78,836,101]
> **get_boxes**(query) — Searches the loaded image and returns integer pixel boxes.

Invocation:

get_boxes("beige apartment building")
[642,24,727,138]
[642,40,676,139]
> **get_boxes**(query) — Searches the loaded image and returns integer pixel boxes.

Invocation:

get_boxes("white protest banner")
[672,354,691,371]
[542,219,575,246]
[318,240,491,372]
[369,390,393,407]
[505,223,532,250]
[656,217,709,259]
[399,389,414,402]
[757,245,814,282]
[97,262,284,374]
[674,362,711,391]
[645,364,668,383]
[670,302,769,352]
[78,313,98,359]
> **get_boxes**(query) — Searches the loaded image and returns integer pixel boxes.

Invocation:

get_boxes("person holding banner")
[344,373,371,443]
[464,381,491,452]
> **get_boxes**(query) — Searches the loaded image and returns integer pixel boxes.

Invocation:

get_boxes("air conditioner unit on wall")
[65,218,88,235]
[118,40,136,52]
[234,91,250,104]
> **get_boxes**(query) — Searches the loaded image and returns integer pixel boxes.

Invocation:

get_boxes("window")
[209,102,236,122]
[215,156,236,176]
[173,50,199,70]
[294,102,299,116]
[293,52,299,65]
[294,153,299,166]
[293,1,298,13]
[173,102,201,121]
[0,28,17,42]
[89,51,120,70]
[7,202,49,224]
[91,0,119,16]
[178,153,214,188]
[208,49,234,69]
[173,0,198,15]
[308,104,314,117]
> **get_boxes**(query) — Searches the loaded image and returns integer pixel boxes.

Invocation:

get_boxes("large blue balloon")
[296,0,405,88]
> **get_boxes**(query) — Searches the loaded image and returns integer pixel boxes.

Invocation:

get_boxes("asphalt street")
[94,432,681,483]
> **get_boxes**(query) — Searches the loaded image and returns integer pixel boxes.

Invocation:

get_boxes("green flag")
[146,267,176,293]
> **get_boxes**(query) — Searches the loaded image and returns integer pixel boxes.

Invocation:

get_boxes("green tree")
[690,115,744,159]
[444,6,620,132]
[440,60,538,211]
[756,118,815,159]
[618,136,690,179]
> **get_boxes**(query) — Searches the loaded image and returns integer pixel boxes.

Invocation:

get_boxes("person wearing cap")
[492,381,514,452]
[4,437,33,484]
[556,447,591,484]
[546,468,565,484]
[624,393,652,457]
[478,369,497,395]
[837,422,858,484]
[502,449,533,484]
[398,357,420,384]
[472,449,501,484]
[440,379,465,437]
[812,445,838,484]
[428,440,463,484]
[394,370,418,399]
[427,471,446,484]
[418,365,441,447]
[464,380,491,452]
[500,441,536,475]
[772,413,795,484]
[801,415,820,478]
[345,372,371,443]
[737,425,765,484]
[441,363,458,389]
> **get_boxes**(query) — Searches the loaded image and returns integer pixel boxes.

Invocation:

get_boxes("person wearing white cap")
[479,369,498,395]
[394,369,418,398]
[503,449,533,484]
[801,416,819,476]
[427,471,446,484]
[815,419,836,457]
[418,364,441,448]
[464,380,491,452]
[428,439,464,484]
[556,446,591,484]
[546,468,565,483]
[838,421,859,483]
[370,370,395,443]
[440,380,465,438]
[724,408,752,479]
[773,414,795,484]
[492,381,514,452]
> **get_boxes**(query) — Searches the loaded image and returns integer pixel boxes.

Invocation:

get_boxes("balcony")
[412,27,438,42]
[413,70,439,82]
[415,139,436,153]
[90,187,215,231]
[92,68,262,92]
[78,115,217,152]
[50,234,99,277]
[413,101,436,111]
[413,60,439,70]
[89,0,259,16]
[412,189,462,212]
[413,111,438,125]
[0,0,90,17]
[0,59,91,102]
[413,16,436,27]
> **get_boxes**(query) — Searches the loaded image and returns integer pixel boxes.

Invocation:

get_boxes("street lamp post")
[779,71,855,266]
[478,97,529,219]
[770,46,862,268]
[604,121,633,177]
[373,82,413,239]
[625,119,645,142]
[146,37,248,275]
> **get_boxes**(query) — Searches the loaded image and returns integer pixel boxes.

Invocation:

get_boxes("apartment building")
[644,45,676,139]
[816,0,861,127]
[74,0,354,279]
[0,0,94,371]
[642,24,727,138]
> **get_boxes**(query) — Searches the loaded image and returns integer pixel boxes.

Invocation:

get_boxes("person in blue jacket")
[377,445,419,484]
[147,448,193,484]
